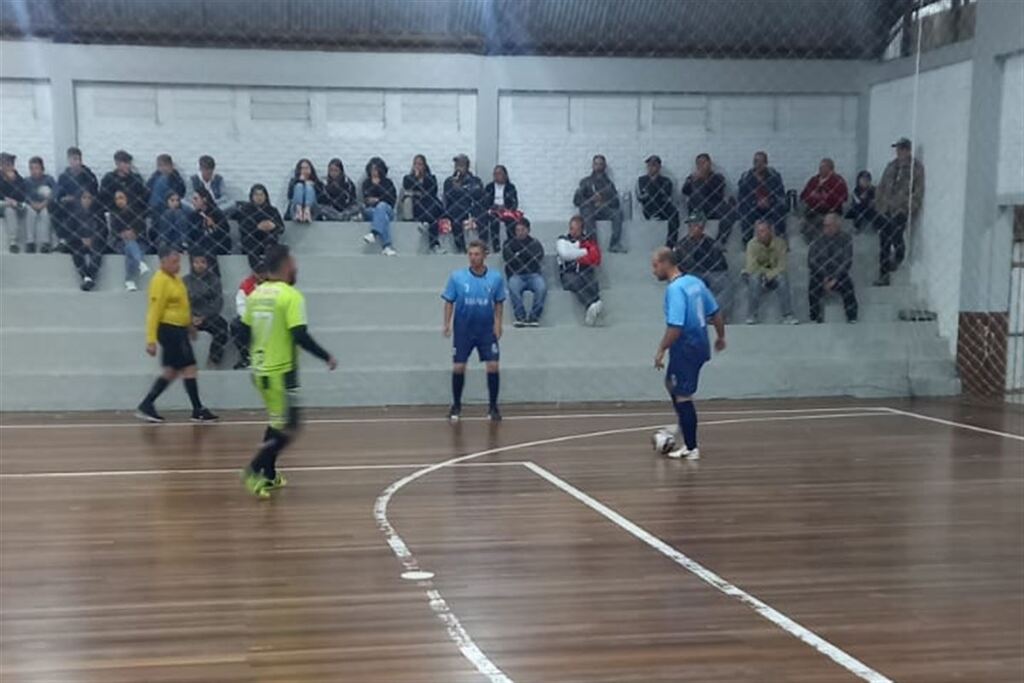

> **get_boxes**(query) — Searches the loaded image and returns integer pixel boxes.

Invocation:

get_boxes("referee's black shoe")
[135,402,165,423]
[191,407,220,423]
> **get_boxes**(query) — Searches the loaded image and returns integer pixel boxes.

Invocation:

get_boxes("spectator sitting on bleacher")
[799,158,848,244]
[24,156,56,254]
[1,152,27,253]
[69,190,104,291]
[726,151,786,245]
[503,217,546,327]
[681,153,730,223]
[556,215,604,326]
[184,253,229,366]
[100,150,148,218]
[287,158,323,223]
[846,171,879,233]
[146,154,186,222]
[188,187,232,269]
[674,211,731,321]
[808,212,857,324]
[189,155,231,212]
[443,154,485,254]
[742,219,798,325]
[55,147,98,253]
[573,154,625,253]
[361,157,398,257]
[479,165,521,254]
[321,158,361,221]
[230,264,266,369]
[403,155,445,249]
[238,183,284,270]
[110,189,148,292]
[156,192,190,250]
[636,154,680,248]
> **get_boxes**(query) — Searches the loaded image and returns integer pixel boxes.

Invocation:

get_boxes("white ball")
[37,185,52,199]
[651,428,676,454]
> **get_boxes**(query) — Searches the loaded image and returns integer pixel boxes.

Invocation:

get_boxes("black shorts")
[157,323,196,370]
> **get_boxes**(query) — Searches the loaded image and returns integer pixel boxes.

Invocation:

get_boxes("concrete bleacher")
[0,216,960,411]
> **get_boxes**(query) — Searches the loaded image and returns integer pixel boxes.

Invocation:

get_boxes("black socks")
[142,377,170,406]
[487,371,500,409]
[452,372,466,408]
[674,399,698,450]
[183,378,202,411]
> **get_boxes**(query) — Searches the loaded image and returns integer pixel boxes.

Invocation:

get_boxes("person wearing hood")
[320,157,361,221]
[1,152,27,253]
[156,191,191,250]
[573,154,625,253]
[556,215,604,326]
[360,157,398,256]
[188,186,231,273]
[184,253,229,366]
[238,183,285,270]
[442,154,484,254]
[146,153,187,220]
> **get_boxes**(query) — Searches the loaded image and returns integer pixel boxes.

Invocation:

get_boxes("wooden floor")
[1,398,1021,683]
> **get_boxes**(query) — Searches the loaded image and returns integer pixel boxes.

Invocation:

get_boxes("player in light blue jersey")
[652,247,726,459]
[442,240,506,422]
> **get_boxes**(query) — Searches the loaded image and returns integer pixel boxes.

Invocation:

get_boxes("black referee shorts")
[157,323,197,370]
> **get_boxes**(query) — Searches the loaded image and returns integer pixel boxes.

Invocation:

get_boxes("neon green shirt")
[243,281,307,375]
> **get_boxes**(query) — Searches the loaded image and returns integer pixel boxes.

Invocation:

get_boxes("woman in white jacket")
[556,215,604,326]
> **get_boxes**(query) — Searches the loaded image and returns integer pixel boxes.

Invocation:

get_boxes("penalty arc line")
[373,411,898,683]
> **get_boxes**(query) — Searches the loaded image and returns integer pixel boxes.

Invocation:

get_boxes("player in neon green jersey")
[238,244,336,498]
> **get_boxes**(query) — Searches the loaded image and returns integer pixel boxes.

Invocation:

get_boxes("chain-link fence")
[1,0,1020,410]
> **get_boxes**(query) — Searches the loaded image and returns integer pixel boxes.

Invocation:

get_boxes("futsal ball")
[651,428,677,454]
[37,185,52,199]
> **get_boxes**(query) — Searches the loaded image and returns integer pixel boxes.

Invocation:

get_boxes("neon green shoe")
[264,473,288,491]
[242,468,272,499]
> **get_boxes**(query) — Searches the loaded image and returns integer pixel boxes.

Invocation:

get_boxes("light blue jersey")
[442,267,507,335]
[665,273,719,363]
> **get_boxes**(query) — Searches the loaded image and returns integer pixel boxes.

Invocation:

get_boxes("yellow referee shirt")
[146,269,192,343]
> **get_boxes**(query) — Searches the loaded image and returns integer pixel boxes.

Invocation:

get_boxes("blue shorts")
[666,356,704,397]
[453,330,500,364]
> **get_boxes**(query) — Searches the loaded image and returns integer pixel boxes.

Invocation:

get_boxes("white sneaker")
[783,315,800,325]
[382,246,398,257]
[745,316,758,325]
[431,244,447,255]
[584,300,604,326]
[125,280,138,292]
[362,232,376,245]
[138,261,150,276]
[667,446,700,460]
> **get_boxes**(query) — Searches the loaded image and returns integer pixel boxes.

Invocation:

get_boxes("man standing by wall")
[874,137,925,287]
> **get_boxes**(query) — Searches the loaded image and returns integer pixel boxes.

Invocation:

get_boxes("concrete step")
[0,356,960,412]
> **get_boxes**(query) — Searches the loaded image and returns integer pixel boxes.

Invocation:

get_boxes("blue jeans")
[507,273,547,322]
[290,182,318,217]
[363,203,394,248]
[122,237,143,281]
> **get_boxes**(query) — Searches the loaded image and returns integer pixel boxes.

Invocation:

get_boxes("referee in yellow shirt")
[135,245,219,423]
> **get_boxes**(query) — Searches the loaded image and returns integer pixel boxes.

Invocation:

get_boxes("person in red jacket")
[230,265,266,369]
[556,215,604,326]
[799,158,848,244]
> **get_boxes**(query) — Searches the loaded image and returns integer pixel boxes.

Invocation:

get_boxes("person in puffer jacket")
[556,215,604,326]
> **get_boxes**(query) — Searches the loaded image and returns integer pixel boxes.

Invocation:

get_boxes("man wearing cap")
[637,155,681,248]
[874,138,924,286]
[673,211,731,320]
[443,154,484,253]
[573,154,625,252]
[0,152,27,253]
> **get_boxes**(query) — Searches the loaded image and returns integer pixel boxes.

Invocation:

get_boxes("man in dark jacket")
[69,190,105,291]
[443,154,484,253]
[146,154,187,221]
[1,152,26,253]
[54,147,99,251]
[723,150,786,245]
[874,137,925,286]
[674,211,731,320]
[808,212,857,323]
[681,153,729,219]
[184,253,229,365]
[100,150,148,218]
[637,155,680,248]
[573,154,625,252]
[502,218,547,327]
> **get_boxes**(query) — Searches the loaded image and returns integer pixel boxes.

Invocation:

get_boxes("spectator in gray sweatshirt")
[808,212,857,323]
[184,253,229,365]
[24,157,57,253]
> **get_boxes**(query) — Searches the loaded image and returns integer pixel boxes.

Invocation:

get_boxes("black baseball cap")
[892,137,912,149]
[685,210,707,224]
[645,155,662,165]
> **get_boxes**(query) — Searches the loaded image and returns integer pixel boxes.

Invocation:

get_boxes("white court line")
[0,406,890,430]
[522,461,893,683]
[373,411,894,683]
[881,407,1024,442]
[0,460,528,480]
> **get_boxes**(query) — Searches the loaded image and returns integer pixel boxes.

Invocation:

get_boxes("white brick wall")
[869,60,973,351]
[497,92,859,220]
[998,53,1024,197]
[0,79,55,173]
[75,83,477,209]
